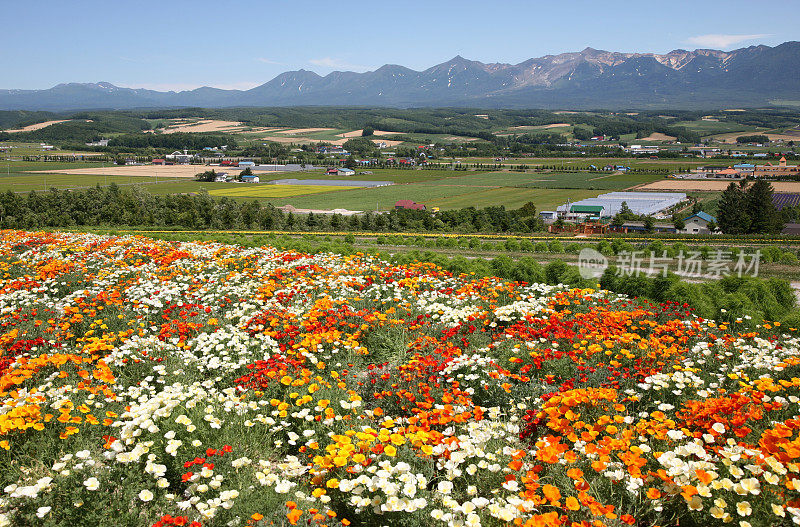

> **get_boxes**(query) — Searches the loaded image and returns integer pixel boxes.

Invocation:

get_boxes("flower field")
[1,230,799,527]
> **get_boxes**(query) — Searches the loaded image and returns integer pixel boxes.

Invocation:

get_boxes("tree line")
[0,185,545,233]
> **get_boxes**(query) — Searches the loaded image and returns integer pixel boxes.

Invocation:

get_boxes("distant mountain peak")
[1,42,797,110]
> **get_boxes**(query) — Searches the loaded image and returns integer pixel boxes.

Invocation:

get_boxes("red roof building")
[395,200,426,210]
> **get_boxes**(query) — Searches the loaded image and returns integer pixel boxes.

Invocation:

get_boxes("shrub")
[512,257,545,284]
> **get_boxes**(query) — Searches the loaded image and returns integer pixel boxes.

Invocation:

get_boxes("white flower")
[139,489,154,502]
[83,477,100,491]
[502,480,519,491]
[36,507,51,518]
[437,481,453,494]
[712,423,726,434]
[736,501,752,516]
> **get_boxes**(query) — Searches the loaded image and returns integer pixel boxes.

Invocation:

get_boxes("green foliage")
[736,134,769,144]
[343,137,378,157]
[108,132,236,150]
[717,182,751,234]
[746,179,782,234]
[195,169,217,182]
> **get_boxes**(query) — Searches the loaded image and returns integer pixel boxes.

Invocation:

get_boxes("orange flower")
[287,508,302,525]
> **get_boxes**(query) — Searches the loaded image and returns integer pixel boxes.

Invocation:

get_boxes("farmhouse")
[567,204,604,221]
[166,150,195,164]
[395,200,426,211]
[238,161,256,168]
[539,211,558,223]
[240,175,260,183]
[682,211,717,234]
[152,159,165,165]
[733,163,755,177]
[716,167,741,178]
[628,145,660,155]
[337,168,356,176]
[754,157,800,178]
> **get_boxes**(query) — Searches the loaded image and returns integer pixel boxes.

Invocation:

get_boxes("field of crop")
[208,184,352,198]
[257,169,464,185]
[264,181,599,211]
[418,171,665,190]
[773,193,800,210]
[1,230,799,527]
[461,157,711,171]
[673,119,758,136]
[641,180,800,193]
[0,173,189,193]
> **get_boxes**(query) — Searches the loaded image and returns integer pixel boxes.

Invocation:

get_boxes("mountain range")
[2,42,799,110]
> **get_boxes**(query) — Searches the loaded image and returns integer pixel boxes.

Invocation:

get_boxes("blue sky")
[2,0,797,91]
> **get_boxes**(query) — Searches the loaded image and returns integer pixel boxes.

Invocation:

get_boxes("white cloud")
[308,57,372,71]
[256,57,283,65]
[686,33,770,49]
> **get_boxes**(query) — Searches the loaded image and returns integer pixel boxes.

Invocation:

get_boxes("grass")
[416,171,665,190]
[427,187,598,210]
[0,173,185,192]
[254,168,462,185]
[208,184,352,198]
[258,182,598,211]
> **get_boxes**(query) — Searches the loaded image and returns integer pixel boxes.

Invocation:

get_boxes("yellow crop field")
[208,184,351,198]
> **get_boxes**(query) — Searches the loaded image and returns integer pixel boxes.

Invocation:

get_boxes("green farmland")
[208,184,351,198]
[415,171,664,190]
[0,159,686,212]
